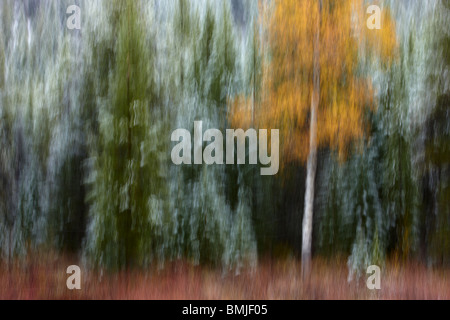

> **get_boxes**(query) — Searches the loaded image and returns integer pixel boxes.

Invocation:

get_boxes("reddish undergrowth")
[0,254,449,300]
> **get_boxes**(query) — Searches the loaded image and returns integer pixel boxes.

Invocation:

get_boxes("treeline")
[0,0,448,273]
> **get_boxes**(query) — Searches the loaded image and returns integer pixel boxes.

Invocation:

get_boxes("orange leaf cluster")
[230,0,397,165]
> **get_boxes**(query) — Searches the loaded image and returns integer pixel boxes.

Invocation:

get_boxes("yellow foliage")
[230,0,397,166]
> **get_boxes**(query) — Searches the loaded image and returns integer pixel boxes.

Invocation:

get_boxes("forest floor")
[0,254,449,300]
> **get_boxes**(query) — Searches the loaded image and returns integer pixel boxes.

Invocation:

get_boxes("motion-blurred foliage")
[0,0,448,273]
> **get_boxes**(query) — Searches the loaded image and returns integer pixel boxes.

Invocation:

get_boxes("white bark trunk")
[302,0,321,278]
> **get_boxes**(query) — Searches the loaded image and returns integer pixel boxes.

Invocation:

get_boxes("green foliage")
[208,1,237,108]
[317,27,422,274]
[0,0,448,274]
[427,94,450,265]
[85,2,169,270]
[419,0,450,266]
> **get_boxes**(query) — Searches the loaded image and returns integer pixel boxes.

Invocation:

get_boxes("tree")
[421,0,450,265]
[85,1,168,270]
[320,40,423,277]
[232,0,397,276]
[163,0,257,269]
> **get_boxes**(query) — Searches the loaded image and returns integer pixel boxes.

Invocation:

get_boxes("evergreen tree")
[85,2,168,269]
[421,0,450,265]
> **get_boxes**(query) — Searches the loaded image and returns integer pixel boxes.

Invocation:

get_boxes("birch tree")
[231,0,397,276]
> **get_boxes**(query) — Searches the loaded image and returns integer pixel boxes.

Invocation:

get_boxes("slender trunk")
[302,0,321,278]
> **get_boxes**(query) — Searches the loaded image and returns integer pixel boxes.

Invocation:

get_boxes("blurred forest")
[0,0,449,284]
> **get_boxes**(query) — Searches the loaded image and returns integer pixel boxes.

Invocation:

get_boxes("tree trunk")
[302,0,321,279]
